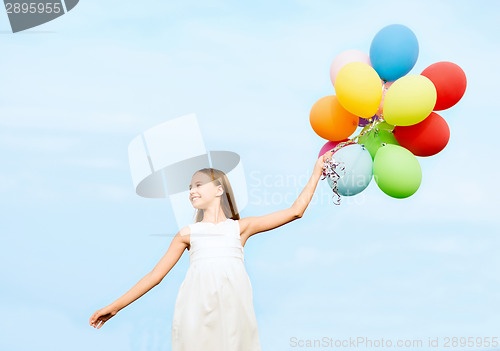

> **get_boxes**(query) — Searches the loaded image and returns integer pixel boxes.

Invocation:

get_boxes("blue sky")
[1,1,499,350]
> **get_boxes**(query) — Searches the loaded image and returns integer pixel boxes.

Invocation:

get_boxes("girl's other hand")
[89,305,118,329]
[315,151,334,173]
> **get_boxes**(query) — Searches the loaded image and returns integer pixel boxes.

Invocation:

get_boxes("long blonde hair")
[192,168,240,223]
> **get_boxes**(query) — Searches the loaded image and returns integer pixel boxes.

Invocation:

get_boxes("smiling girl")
[89,150,333,350]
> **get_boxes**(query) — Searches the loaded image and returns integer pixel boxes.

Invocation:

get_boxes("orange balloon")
[310,95,359,141]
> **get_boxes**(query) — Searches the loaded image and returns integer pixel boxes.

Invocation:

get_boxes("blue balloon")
[369,24,419,82]
[327,144,373,196]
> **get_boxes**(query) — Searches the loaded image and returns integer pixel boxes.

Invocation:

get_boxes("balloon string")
[353,116,382,144]
[321,155,346,205]
[320,100,397,204]
[331,140,356,153]
[374,127,385,147]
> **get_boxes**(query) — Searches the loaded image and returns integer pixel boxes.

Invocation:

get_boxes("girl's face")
[189,172,222,209]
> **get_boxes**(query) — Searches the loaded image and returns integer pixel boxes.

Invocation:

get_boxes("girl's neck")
[201,208,228,224]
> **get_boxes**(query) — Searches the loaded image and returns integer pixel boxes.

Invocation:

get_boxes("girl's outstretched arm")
[239,151,333,242]
[89,227,189,329]
[292,150,333,217]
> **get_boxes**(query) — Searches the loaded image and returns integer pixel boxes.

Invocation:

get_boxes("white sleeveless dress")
[171,218,261,351]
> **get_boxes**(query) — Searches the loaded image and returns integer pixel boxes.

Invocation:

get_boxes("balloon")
[318,139,350,158]
[309,95,359,141]
[383,75,437,126]
[377,81,393,116]
[393,112,450,157]
[421,61,467,111]
[358,121,399,159]
[327,144,373,196]
[369,24,419,82]
[373,144,422,198]
[334,62,383,118]
[330,49,371,86]
[358,116,374,127]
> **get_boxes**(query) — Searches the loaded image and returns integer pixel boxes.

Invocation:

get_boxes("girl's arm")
[239,151,333,241]
[90,227,189,329]
[291,151,332,217]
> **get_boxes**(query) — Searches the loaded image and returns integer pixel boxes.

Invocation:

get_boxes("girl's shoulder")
[179,224,193,237]
[177,225,192,250]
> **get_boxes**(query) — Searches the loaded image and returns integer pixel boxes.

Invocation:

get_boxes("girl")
[89,150,334,350]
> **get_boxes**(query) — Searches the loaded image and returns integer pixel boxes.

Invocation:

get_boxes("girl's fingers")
[98,316,108,328]
[90,309,114,329]
[92,316,101,327]
[90,311,100,325]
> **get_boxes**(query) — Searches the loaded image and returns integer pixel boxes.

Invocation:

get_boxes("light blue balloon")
[369,24,419,82]
[327,144,373,196]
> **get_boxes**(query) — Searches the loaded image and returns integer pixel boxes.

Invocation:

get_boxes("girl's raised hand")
[315,151,334,173]
[89,305,118,329]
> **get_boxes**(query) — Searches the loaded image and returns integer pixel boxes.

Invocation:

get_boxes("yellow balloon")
[334,62,383,118]
[383,75,437,126]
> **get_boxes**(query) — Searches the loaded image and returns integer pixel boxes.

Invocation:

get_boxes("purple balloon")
[358,114,379,127]
[358,117,370,127]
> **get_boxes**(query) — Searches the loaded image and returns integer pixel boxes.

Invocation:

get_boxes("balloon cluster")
[311,24,467,203]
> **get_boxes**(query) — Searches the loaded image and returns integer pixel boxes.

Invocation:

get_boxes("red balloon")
[318,139,350,157]
[393,112,450,157]
[421,61,467,111]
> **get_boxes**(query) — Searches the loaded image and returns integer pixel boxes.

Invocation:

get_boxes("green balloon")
[373,144,422,198]
[358,121,399,159]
